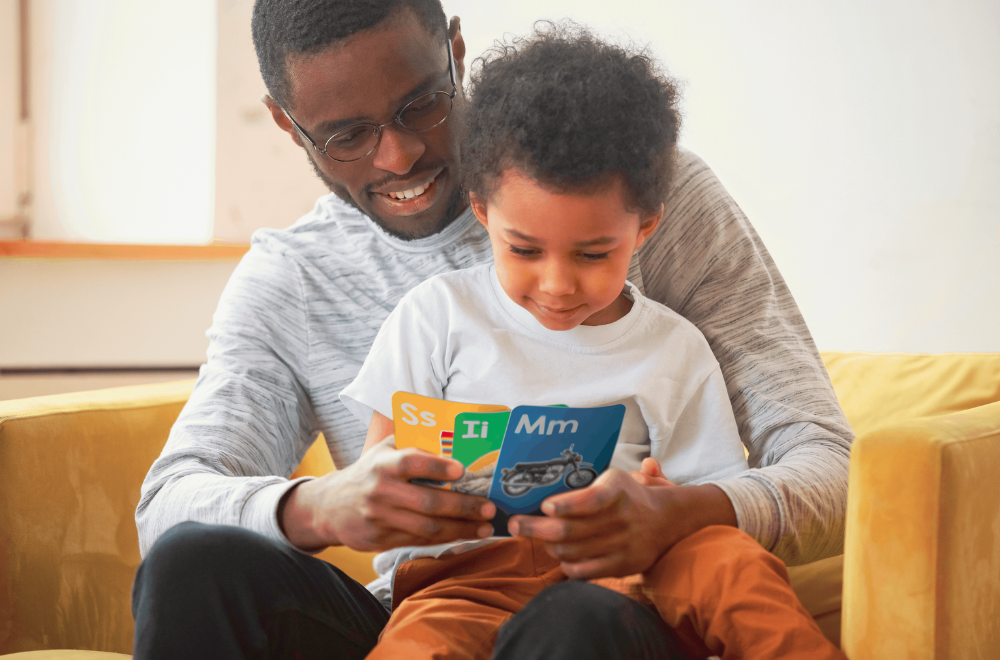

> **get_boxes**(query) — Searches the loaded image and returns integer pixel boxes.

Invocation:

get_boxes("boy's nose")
[537,261,576,297]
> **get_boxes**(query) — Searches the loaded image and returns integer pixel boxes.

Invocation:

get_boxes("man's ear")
[633,204,664,250]
[448,17,467,82]
[262,94,304,148]
[469,191,489,228]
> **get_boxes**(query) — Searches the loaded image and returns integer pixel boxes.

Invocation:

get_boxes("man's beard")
[307,156,466,241]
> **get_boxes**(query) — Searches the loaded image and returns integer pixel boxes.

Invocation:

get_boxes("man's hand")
[509,461,736,580]
[280,437,495,552]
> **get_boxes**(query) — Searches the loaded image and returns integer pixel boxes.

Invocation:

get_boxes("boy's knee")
[650,525,789,586]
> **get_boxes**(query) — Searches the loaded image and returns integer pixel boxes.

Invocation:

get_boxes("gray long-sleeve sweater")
[136,150,854,569]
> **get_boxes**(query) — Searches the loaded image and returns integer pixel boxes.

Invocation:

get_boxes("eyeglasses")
[282,40,458,163]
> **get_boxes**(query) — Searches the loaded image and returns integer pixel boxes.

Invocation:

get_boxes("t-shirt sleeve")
[340,284,449,426]
[649,366,749,486]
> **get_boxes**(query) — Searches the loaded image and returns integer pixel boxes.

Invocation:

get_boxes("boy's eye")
[508,245,538,257]
[580,252,611,261]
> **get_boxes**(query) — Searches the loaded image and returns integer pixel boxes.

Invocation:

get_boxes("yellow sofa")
[2,352,998,658]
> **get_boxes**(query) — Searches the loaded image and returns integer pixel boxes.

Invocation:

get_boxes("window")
[5,0,216,244]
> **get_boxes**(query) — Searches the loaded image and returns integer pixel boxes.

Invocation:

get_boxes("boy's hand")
[508,466,735,580]
[281,437,495,552]
[630,457,676,488]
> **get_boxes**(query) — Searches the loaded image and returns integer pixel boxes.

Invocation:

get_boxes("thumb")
[640,457,664,478]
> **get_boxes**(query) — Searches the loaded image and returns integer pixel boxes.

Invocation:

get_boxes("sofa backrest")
[821,351,1000,437]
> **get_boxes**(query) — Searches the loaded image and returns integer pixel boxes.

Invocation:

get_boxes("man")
[132,1,853,658]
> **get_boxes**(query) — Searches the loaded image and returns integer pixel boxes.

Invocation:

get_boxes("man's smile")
[370,167,447,217]
[377,168,443,200]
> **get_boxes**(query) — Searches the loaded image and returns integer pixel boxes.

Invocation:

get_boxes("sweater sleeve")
[135,239,319,557]
[640,150,854,565]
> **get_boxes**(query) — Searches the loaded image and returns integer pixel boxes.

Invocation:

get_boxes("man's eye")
[405,94,441,117]
[508,245,537,257]
[328,126,371,147]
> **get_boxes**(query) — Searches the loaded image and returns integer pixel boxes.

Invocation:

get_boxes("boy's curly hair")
[462,21,683,215]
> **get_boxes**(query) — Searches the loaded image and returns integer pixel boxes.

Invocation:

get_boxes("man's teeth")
[387,180,432,199]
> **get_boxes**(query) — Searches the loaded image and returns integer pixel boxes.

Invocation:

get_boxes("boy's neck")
[580,292,634,327]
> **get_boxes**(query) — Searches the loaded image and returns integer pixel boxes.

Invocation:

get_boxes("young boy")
[340,24,845,660]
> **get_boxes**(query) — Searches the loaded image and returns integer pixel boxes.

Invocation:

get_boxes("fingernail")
[482,502,495,518]
[542,501,556,515]
[478,524,492,538]
[508,520,519,535]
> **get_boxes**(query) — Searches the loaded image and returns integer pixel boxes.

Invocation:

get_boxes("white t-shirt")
[340,263,749,601]
[342,263,746,482]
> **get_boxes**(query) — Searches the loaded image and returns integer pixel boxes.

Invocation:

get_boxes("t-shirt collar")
[487,265,643,349]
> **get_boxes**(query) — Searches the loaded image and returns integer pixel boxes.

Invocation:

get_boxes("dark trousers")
[132,521,690,659]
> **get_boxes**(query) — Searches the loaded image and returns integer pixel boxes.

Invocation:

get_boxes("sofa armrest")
[842,400,1000,659]
[0,381,195,654]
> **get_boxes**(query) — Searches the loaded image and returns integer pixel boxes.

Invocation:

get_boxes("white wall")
[0,258,237,367]
[445,0,1000,353]
[4,0,997,372]
[28,0,216,243]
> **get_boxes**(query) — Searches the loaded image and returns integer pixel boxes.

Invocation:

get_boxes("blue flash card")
[487,404,626,516]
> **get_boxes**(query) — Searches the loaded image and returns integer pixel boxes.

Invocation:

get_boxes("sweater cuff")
[706,471,783,553]
[241,476,317,554]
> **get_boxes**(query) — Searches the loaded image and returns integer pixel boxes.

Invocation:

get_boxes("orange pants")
[367,526,845,660]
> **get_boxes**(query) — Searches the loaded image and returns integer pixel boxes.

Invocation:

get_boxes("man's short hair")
[462,21,683,215]
[252,0,448,110]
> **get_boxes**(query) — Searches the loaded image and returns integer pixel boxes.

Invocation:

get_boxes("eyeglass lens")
[323,91,453,161]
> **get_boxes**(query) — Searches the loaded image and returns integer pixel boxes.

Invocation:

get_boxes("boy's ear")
[469,191,489,228]
[633,204,664,250]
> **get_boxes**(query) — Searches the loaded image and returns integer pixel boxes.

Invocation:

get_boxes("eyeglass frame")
[280,39,458,163]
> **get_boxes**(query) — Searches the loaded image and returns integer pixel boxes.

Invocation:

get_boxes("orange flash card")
[391,391,508,455]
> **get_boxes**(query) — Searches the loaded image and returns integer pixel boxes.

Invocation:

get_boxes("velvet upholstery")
[1,352,998,658]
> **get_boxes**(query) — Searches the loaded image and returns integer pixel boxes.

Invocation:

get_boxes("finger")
[560,556,623,580]
[540,470,629,517]
[377,506,494,546]
[393,449,465,482]
[640,456,663,478]
[629,469,676,488]
[510,513,621,543]
[378,479,495,520]
[630,470,659,486]
[545,532,625,563]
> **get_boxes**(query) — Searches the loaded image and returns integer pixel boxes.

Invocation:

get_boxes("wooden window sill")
[0,241,250,261]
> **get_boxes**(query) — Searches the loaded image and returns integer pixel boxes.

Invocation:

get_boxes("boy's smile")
[471,170,662,331]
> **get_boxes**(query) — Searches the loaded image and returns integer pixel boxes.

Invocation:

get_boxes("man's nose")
[371,124,427,175]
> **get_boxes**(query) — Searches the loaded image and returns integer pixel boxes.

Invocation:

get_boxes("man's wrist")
[278,478,336,552]
[654,483,738,553]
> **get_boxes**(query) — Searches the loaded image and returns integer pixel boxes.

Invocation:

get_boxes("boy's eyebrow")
[504,229,616,248]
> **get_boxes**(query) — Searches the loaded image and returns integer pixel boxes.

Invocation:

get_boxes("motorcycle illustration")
[499,445,599,497]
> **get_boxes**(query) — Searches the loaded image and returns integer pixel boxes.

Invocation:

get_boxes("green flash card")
[448,411,511,497]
